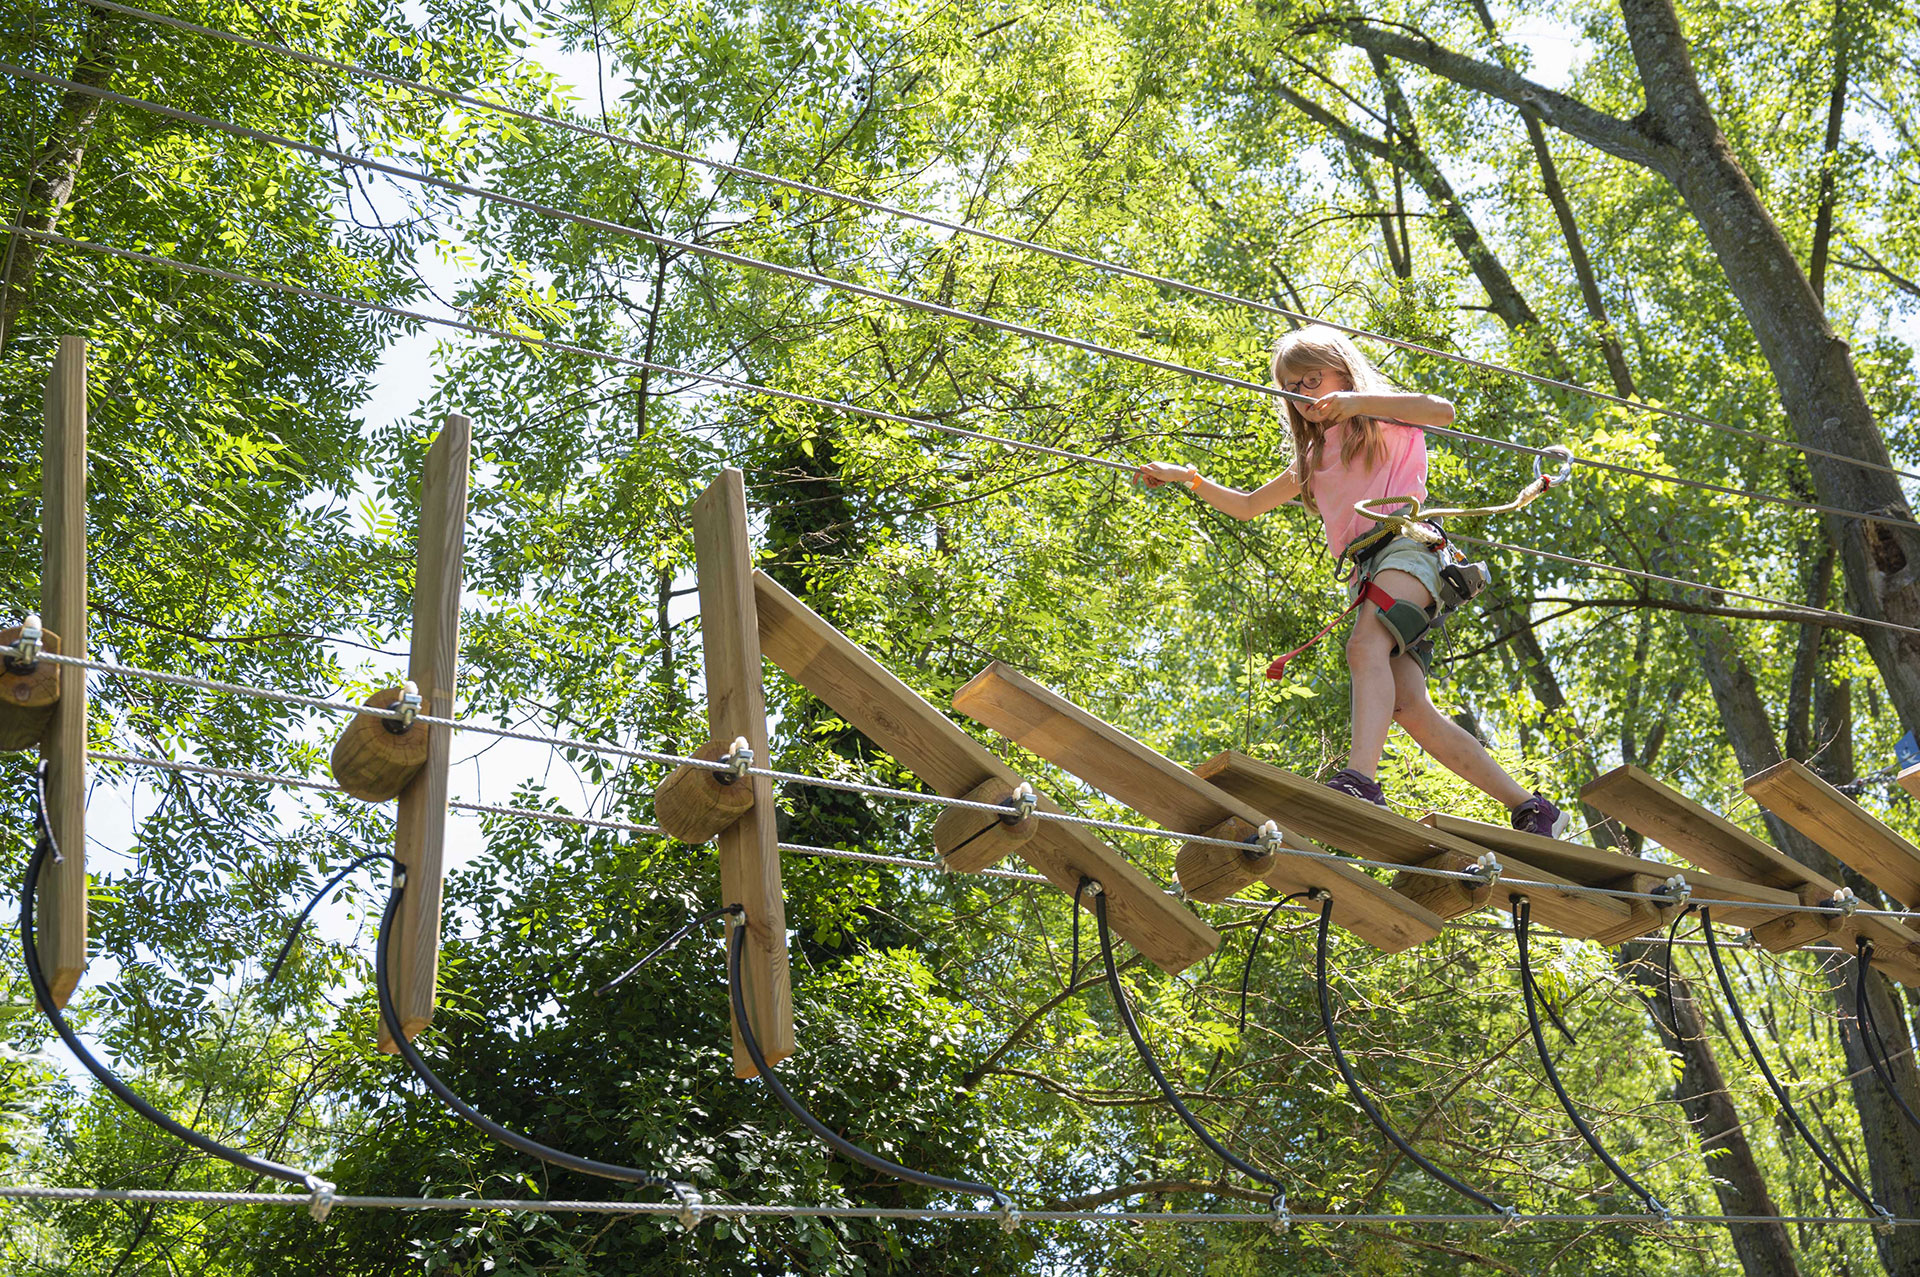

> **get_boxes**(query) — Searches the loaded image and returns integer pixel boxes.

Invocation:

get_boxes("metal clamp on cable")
[998,1203,1023,1233]
[1253,820,1284,856]
[304,1175,337,1223]
[1496,1203,1524,1233]
[1827,886,1861,917]
[1655,874,1690,909]
[1002,781,1036,824]
[721,737,753,784]
[1874,1203,1897,1235]
[1269,1191,1291,1234]
[1649,1196,1673,1227]
[1470,852,1502,888]
[387,680,422,734]
[6,614,43,671]
[674,1185,704,1230]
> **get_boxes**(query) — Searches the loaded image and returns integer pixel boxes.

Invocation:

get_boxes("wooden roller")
[330,683,429,802]
[654,736,757,844]
[1173,816,1268,903]
[0,619,60,752]
[932,775,1038,868]
[1390,852,1494,920]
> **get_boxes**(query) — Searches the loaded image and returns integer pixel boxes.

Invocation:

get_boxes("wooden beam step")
[1746,759,1920,909]
[953,663,1441,955]
[752,574,1218,974]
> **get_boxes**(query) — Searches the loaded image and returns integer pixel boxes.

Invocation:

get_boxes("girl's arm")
[1315,388,1454,428]
[1135,462,1302,521]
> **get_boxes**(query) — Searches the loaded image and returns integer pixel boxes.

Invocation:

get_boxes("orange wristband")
[1183,467,1202,490]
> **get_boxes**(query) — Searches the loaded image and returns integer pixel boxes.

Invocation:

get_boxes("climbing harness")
[1266,447,1572,681]
[1513,899,1669,1220]
[725,910,1013,1208]
[1311,892,1513,1217]
[18,766,339,1209]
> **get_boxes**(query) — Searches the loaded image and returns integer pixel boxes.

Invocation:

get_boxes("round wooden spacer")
[934,776,1040,872]
[654,738,758,844]
[1172,817,1266,904]
[330,686,431,802]
[0,624,61,753]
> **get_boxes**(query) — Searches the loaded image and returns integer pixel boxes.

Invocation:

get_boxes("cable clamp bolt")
[722,737,753,783]
[304,1176,337,1223]
[1470,852,1502,887]
[385,680,422,734]
[1269,1191,1290,1234]
[1828,886,1860,917]
[674,1185,704,1230]
[1873,1203,1897,1235]
[1657,874,1691,909]
[998,1203,1022,1233]
[1002,781,1037,824]
[1495,1203,1524,1234]
[1647,1196,1672,1227]
[1253,820,1284,855]
[6,614,43,670]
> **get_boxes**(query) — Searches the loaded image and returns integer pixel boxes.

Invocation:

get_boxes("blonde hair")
[1270,325,1388,514]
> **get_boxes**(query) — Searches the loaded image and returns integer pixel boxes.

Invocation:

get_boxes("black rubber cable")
[1700,908,1888,1221]
[1313,894,1511,1216]
[19,765,329,1191]
[265,850,401,987]
[724,911,1012,1208]
[597,903,740,995]
[1523,958,1577,1046]
[1513,898,1666,1217]
[1660,905,1696,1038]
[1852,940,1920,1134]
[1092,889,1287,1194]
[372,872,698,1204]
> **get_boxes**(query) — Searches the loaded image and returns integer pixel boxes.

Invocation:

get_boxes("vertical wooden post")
[691,468,793,1076]
[379,415,471,1050]
[40,336,87,1007]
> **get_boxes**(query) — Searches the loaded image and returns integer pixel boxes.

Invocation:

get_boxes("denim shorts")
[1344,535,1445,675]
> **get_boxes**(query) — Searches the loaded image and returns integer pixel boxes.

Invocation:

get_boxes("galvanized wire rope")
[20,229,1920,643]
[9,65,1920,541]
[73,0,1920,490]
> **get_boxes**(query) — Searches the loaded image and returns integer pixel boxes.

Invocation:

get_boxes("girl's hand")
[1134,461,1200,490]
[1308,390,1368,422]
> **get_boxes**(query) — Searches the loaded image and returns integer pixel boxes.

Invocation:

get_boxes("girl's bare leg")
[1389,654,1532,807]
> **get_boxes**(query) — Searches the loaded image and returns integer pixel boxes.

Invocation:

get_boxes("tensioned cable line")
[89,749,1848,951]
[22,231,1920,643]
[76,0,1920,490]
[26,648,1920,920]
[9,64,1919,540]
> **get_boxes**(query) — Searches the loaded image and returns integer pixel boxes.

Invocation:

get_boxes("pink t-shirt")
[1305,421,1428,556]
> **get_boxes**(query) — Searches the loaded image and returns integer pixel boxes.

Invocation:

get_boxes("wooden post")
[692,468,793,1077]
[379,415,471,1050]
[41,336,87,1007]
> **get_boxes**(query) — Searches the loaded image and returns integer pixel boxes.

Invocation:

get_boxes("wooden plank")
[953,663,1442,954]
[381,415,471,1050]
[1746,758,1920,907]
[696,470,793,1078]
[753,572,1217,974]
[1583,764,1920,982]
[1899,763,1920,802]
[40,336,87,1007]
[1420,814,1799,931]
[1189,752,1630,939]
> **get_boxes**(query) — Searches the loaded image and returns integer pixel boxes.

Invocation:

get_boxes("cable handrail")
[9,64,1920,540]
[20,229,1920,643]
[73,0,1920,490]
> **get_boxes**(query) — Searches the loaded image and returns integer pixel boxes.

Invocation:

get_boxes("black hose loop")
[1093,889,1283,1189]
[1701,907,1884,1217]
[265,850,402,988]
[1514,898,1666,1218]
[1853,939,1920,1134]
[596,903,742,995]
[1659,904,1696,1039]
[724,910,1012,1208]
[1313,893,1507,1213]
[19,765,324,1189]
[373,872,697,1204]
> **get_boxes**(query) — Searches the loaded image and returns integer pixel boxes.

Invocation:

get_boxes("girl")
[1137,325,1566,837]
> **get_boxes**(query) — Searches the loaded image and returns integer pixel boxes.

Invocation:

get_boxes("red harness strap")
[1265,580,1399,681]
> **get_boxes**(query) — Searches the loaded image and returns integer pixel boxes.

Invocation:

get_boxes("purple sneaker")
[1511,793,1569,839]
[1325,768,1388,808]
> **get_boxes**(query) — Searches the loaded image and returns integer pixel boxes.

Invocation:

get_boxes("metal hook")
[304,1175,337,1223]
[674,1185,705,1230]
[1533,445,1573,486]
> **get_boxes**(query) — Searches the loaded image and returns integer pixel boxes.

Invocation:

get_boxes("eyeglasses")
[1282,369,1326,396]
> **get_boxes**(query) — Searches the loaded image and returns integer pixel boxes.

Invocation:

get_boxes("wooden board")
[1746,759,1920,908]
[1899,763,1920,802]
[1583,765,1920,982]
[752,573,1218,975]
[40,336,87,1007]
[1190,752,1630,939]
[697,471,794,1077]
[953,663,1442,954]
[382,415,471,1051]
[1421,814,1799,932]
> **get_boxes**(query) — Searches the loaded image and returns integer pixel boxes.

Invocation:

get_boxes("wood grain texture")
[753,572,1218,973]
[696,471,793,1077]
[653,738,758,845]
[954,663,1441,954]
[382,416,471,1051]
[329,687,429,802]
[930,775,1036,862]
[41,337,87,1007]
[1193,750,1470,866]
[0,625,60,752]
[1746,758,1920,907]
[1900,763,1920,802]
